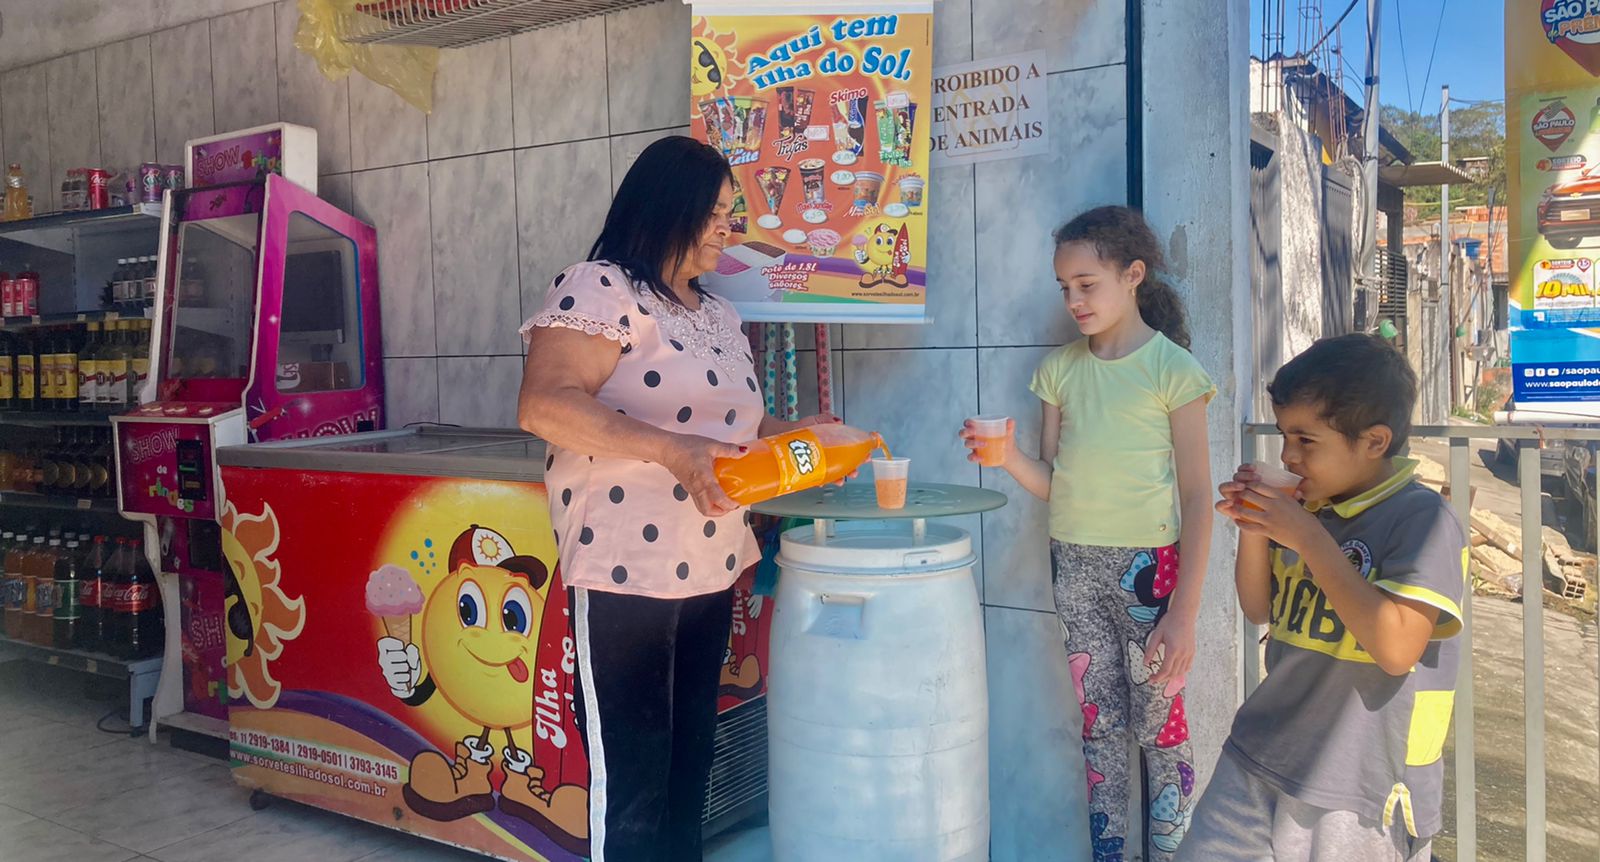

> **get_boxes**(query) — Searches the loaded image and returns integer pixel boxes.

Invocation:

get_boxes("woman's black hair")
[1053,205,1192,350]
[588,135,733,307]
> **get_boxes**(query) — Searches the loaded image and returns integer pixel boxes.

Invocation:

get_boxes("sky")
[1249,0,1507,114]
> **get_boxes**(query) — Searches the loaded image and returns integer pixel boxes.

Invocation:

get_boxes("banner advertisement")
[218,466,771,862]
[1507,4,1600,409]
[690,3,933,323]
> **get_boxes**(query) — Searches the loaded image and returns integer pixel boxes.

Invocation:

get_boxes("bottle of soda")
[19,536,44,643]
[0,530,15,638]
[0,329,15,412]
[100,538,128,653]
[15,328,37,412]
[116,538,160,659]
[53,539,81,649]
[38,327,58,411]
[129,320,150,404]
[111,259,128,309]
[79,322,100,412]
[79,535,108,652]
[32,538,61,644]
[57,324,80,413]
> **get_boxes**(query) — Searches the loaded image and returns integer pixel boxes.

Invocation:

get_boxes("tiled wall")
[0,2,1165,858]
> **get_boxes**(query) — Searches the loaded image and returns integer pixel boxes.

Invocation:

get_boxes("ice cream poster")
[1507,3,1600,407]
[691,2,933,323]
[216,465,772,862]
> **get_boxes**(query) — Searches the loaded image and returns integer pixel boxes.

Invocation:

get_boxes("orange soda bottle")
[714,424,885,506]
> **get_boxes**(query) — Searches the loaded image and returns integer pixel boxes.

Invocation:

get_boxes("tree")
[1380,101,1506,214]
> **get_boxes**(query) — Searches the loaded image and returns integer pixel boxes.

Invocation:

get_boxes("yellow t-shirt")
[1029,334,1215,548]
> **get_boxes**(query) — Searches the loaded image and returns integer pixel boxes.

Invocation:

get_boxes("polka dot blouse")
[521,261,763,598]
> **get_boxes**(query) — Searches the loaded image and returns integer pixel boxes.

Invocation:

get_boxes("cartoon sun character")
[690,21,739,98]
[376,526,588,853]
[221,501,306,709]
[853,221,913,289]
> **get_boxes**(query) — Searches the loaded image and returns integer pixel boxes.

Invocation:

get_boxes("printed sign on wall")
[690,2,934,324]
[929,50,1049,167]
[1508,3,1600,409]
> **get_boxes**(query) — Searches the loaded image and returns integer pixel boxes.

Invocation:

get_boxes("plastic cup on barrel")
[871,457,910,509]
[968,415,1011,468]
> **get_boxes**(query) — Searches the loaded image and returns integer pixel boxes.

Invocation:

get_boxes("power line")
[1394,0,1415,113]
[1418,0,1450,100]
[1306,0,1361,57]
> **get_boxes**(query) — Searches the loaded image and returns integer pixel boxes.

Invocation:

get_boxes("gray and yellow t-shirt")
[1225,459,1469,840]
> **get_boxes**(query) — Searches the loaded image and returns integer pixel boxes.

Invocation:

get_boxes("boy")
[1178,334,1467,861]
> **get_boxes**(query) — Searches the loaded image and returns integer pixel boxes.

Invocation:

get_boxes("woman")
[517,136,834,861]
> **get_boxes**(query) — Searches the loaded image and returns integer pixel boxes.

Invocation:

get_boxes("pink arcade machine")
[111,123,384,740]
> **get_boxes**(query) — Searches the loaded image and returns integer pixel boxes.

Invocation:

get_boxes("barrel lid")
[776,520,974,575]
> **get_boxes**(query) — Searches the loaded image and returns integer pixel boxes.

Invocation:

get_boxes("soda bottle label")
[114,582,156,612]
[34,580,55,618]
[21,577,36,615]
[39,353,56,400]
[0,355,13,399]
[59,355,77,399]
[105,359,129,405]
[131,357,149,396]
[17,355,34,400]
[78,359,95,404]
[1,280,12,317]
[80,576,99,609]
[54,579,79,621]
[769,429,826,492]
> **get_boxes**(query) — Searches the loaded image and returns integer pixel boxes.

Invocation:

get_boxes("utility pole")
[1441,84,1454,408]
[1359,0,1383,332]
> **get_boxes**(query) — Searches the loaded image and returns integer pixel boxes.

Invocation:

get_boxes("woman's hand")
[1145,613,1195,688]
[794,413,842,429]
[957,418,1015,465]
[661,434,746,518]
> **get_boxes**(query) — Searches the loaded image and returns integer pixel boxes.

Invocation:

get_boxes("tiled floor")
[0,655,771,862]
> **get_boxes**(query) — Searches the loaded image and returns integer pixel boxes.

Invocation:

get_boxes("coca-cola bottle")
[114,538,161,660]
[79,535,108,652]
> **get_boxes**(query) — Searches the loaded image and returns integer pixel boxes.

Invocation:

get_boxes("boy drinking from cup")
[1182,334,1466,862]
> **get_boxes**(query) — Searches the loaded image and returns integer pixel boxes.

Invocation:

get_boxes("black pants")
[572,586,734,862]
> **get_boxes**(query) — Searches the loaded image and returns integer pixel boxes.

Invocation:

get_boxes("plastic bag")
[294,0,439,113]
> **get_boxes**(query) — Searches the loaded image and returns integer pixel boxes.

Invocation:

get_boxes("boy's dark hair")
[1054,205,1192,350]
[1268,334,1417,457]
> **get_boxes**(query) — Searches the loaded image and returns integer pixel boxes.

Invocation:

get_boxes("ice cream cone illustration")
[366,564,424,642]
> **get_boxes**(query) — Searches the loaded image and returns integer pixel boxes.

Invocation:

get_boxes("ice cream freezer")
[214,426,773,861]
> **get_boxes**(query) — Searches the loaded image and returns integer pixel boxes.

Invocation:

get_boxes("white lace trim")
[638,291,753,374]
[522,311,634,347]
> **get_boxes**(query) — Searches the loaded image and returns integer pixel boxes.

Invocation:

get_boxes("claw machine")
[112,123,385,742]
[213,427,773,861]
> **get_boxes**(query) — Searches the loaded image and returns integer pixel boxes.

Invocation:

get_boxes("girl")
[962,206,1214,861]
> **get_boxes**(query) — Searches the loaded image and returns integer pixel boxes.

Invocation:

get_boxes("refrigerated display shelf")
[0,203,162,245]
[0,410,114,427]
[0,309,145,331]
[0,632,163,732]
[0,491,117,511]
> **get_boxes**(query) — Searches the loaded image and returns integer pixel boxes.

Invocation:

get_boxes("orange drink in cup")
[871,456,910,509]
[1241,462,1301,511]
[968,415,1011,467]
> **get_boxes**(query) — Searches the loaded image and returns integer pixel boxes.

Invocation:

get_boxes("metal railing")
[1240,422,1600,862]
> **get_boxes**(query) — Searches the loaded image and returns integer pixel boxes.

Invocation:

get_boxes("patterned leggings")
[1051,540,1195,862]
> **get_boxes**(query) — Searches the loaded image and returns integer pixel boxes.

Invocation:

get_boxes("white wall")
[0,0,269,71]
[1142,0,1251,799]
[1,0,1249,858]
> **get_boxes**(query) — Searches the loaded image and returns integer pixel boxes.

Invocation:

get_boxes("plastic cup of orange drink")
[968,415,1011,467]
[871,457,910,509]
[1241,462,1301,511]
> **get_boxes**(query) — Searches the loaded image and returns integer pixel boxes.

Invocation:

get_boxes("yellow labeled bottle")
[713,424,884,506]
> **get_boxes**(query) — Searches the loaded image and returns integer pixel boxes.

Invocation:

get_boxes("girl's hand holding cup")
[960,415,1014,467]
